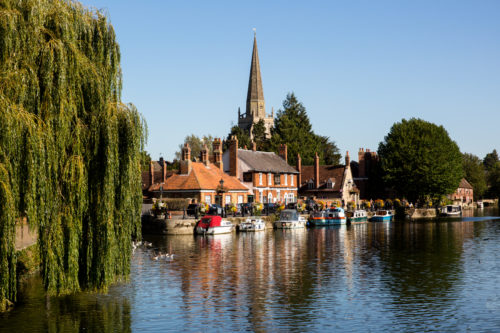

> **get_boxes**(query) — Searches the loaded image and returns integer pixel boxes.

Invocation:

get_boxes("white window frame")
[237,195,243,204]
[284,174,288,186]
[291,174,294,186]
[259,172,263,185]
[205,195,211,204]
[225,195,231,204]
[268,173,272,186]
[277,190,281,201]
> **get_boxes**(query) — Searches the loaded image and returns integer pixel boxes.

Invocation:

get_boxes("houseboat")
[239,218,265,232]
[440,205,462,217]
[346,210,368,224]
[370,210,394,222]
[274,209,307,229]
[195,215,234,235]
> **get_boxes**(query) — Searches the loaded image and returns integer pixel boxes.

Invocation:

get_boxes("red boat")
[195,215,234,235]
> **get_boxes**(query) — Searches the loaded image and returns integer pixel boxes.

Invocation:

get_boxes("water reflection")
[2,208,500,332]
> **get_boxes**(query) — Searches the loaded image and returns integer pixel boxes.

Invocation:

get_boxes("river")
[1,208,500,332]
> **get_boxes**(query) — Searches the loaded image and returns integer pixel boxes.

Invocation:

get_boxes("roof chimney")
[161,158,167,182]
[345,151,350,168]
[200,145,209,166]
[212,138,223,170]
[296,153,302,187]
[180,143,192,174]
[229,136,239,177]
[314,152,320,189]
[150,161,155,185]
[358,148,365,178]
[279,144,288,163]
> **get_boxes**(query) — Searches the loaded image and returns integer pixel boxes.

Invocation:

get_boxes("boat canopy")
[280,209,298,221]
[199,215,222,228]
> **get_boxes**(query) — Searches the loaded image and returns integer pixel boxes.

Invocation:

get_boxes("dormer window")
[308,180,314,189]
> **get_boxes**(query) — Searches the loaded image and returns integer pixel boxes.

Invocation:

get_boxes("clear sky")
[82,0,500,162]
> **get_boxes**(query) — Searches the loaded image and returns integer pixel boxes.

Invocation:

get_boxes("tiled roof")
[459,178,473,189]
[238,149,298,174]
[149,162,249,192]
[299,165,346,192]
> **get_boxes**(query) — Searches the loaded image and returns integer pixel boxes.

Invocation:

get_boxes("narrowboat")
[195,215,234,235]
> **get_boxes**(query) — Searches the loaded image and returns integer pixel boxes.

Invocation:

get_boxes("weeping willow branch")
[0,0,145,306]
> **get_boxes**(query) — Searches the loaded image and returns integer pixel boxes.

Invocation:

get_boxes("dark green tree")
[252,119,270,151]
[270,93,340,166]
[140,151,152,172]
[225,125,251,150]
[483,149,499,172]
[486,162,500,199]
[462,153,487,200]
[378,118,463,202]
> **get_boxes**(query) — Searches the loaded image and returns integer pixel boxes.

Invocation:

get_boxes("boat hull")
[195,226,233,235]
[347,216,368,224]
[370,216,393,222]
[274,221,306,229]
[308,217,346,226]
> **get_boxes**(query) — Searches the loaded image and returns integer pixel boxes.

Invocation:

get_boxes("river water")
[2,208,500,332]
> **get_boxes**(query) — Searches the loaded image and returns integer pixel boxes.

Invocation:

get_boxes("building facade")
[223,137,298,204]
[237,34,274,138]
[449,178,474,206]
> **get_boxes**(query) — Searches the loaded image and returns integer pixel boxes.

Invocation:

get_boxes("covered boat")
[440,205,462,217]
[346,210,368,224]
[195,215,234,235]
[370,210,393,222]
[274,209,306,229]
[239,218,265,232]
[308,207,346,226]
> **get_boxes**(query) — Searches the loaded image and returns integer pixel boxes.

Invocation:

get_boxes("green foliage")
[270,93,340,166]
[140,151,152,172]
[176,134,214,160]
[483,149,499,172]
[462,153,487,199]
[487,162,500,199]
[252,119,270,150]
[225,125,251,150]
[378,118,463,202]
[0,0,145,305]
[161,198,190,211]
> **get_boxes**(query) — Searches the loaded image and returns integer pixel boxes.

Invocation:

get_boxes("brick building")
[449,178,474,205]
[298,151,359,206]
[222,137,298,204]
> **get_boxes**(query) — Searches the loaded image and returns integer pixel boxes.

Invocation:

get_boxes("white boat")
[195,215,234,235]
[274,209,306,229]
[477,201,484,209]
[346,210,368,224]
[370,210,394,222]
[440,205,462,217]
[239,218,265,232]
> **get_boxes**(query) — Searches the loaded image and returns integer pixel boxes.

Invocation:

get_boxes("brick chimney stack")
[180,143,192,175]
[279,144,288,163]
[296,153,302,187]
[160,157,167,183]
[150,161,155,185]
[212,138,223,170]
[345,151,350,168]
[200,145,208,166]
[229,136,239,177]
[358,148,365,178]
[314,152,320,189]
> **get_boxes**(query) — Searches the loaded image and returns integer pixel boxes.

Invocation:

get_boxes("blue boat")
[370,210,393,222]
[308,207,346,226]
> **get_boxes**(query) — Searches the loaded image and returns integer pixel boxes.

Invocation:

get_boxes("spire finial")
[253,28,256,37]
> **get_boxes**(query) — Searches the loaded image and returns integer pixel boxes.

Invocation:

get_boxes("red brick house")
[147,140,250,205]
[298,151,359,206]
[222,137,298,204]
[449,178,474,205]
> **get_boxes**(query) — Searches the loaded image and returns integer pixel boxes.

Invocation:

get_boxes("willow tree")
[0,0,146,309]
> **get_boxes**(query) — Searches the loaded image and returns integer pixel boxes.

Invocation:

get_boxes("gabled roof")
[238,149,298,174]
[299,165,346,192]
[459,178,473,189]
[149,162,249,192]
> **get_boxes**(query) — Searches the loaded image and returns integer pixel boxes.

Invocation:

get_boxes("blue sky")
[83,0,500,162]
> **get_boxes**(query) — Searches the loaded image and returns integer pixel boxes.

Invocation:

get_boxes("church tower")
[238,32,274,138]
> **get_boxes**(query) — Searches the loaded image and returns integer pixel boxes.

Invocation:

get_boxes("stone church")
[237,34,274,138]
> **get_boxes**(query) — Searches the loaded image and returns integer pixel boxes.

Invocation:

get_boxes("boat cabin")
[280,209,299,221]
[197,215,223,229]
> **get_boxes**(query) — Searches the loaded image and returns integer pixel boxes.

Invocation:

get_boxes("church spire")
[246,32,265,119]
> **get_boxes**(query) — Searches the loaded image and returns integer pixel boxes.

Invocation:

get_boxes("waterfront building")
[298,151,359,206]
[237,33,274,138]
[449,178,474,206]
[147,139,250,205]
[222,136,298,204]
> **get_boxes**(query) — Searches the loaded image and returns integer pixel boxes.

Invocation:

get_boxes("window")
[277,190,281,201]
[225,195,231,204]
[259,172,263,185]
[308,180,314,189]
[284,174,288,185]
[243,172,253,182]
[205,195,211,204]
[327,179,334,189]
[274,174,281,185]
[237,195,244,204]
[289,193,295,203]
[268,173,272,186]
[259,190,263,203]
[291,174,294,186]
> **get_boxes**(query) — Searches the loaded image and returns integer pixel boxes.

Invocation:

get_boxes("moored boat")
[477,201,484,209]
[440,205,462,217]
[195,215,234,235]
[308,207,346,226]
[346,210,368,224]
[370,210,393,222]
[274,209,306,229]
[239,218,265,232]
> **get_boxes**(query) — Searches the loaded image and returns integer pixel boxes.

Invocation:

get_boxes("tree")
[462,153,487,200]
[140,151,152,172]
[483,149,499,172]
[270,93,340,166]
[487,162,500,199]
[378,118,463,202]
[225,125,251,150]
[252,119,270,151]
[175,134,214,160]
